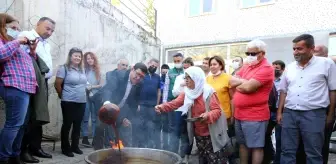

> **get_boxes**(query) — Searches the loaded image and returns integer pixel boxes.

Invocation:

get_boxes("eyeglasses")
[184,75,191,80]
[245,52,262,56]
[121,64,128,67]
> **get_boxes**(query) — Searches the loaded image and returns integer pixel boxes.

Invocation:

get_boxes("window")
[241,0,274,8]
[189,0,214,17]
[184,45,228,61]
[165,42,247,73]
[166,50,183,64]
[328,35,336,56]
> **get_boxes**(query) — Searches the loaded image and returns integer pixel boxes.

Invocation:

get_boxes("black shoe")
[29,149,52,159]
[71,147,83,155]
[8,156,25,164]
[62,150,74,157]
[82,137,91,147]
[20,151,39,163]
[0,160,8,164]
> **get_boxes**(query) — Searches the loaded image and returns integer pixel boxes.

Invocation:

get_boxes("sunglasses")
[245,52,262,56]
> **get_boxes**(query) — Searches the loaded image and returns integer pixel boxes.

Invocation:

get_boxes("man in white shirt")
[19,17,55,162]
[277,34,336,164]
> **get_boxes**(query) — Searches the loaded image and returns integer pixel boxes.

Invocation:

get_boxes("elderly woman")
[156,66,229,164]
[55,48,87,157]
[0,13,38,164]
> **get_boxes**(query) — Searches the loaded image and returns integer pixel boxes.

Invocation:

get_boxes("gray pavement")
[37,140,336,164]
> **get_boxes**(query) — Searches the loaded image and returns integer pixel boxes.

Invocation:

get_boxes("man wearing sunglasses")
[230,39,274,164]
[93,62,147,150]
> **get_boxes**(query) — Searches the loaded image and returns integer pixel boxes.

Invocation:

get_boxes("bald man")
[117,58,129,70]
[310,44,336,164]
[314,45,328,57]
[332,56,336,63]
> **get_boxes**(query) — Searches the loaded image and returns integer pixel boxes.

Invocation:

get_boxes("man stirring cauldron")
[92,62,147,150]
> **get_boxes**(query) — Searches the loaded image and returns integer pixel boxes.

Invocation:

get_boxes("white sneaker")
[181,155,189,164]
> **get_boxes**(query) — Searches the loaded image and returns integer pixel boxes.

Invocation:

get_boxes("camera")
[26,39,37,45]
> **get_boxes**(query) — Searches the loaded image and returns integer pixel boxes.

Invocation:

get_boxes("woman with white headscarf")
[156,66,229,164]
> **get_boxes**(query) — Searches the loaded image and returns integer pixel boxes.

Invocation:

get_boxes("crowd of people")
[1,12,336,164]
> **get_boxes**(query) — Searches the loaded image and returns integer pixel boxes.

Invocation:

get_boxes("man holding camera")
[19,17,56,163]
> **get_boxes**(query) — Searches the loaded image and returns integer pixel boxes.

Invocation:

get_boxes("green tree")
[144,0,155,31]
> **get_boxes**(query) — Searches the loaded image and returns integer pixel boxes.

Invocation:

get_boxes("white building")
[156,0,336,69]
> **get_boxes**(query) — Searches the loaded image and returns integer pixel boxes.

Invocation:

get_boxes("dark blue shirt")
[160,74,166,103]
[139,73,161,106]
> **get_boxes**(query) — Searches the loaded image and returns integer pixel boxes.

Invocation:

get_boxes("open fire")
[110,140,124,149]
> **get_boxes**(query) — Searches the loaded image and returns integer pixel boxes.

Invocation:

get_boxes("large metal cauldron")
[85,148,182,164]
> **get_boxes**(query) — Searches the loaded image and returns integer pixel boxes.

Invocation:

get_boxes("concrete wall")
[156,0,336,45]
[0,0,161,137]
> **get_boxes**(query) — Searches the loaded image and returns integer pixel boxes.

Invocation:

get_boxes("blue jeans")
[281,108,326,164]
[136,105,161,148]
[170,111,191,157]
[179,114,192,157]
[81,99,98,137]
[0,86,30,161]
[162,111,174,150]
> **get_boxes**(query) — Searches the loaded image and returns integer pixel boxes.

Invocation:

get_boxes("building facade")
[156,0,336,68]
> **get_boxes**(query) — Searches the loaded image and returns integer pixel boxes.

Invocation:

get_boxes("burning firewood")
[110,140,124,149]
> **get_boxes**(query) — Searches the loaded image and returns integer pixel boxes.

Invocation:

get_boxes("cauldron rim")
[85,147,182,164]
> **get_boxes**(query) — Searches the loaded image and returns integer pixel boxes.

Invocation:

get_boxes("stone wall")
[0,0,161,136]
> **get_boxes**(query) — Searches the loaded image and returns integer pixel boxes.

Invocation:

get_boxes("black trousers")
[21,112,43,151]
[262,120,277,164]
[60,101,85,151]
[21,79,49,152]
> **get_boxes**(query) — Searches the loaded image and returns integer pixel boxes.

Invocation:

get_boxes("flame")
[110,140,124,149]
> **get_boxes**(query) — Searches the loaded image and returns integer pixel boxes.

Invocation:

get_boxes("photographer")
[0,13,38,164]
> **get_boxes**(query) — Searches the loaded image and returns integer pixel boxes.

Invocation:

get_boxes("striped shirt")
[0,39,37,94]
[279,56,336,110]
